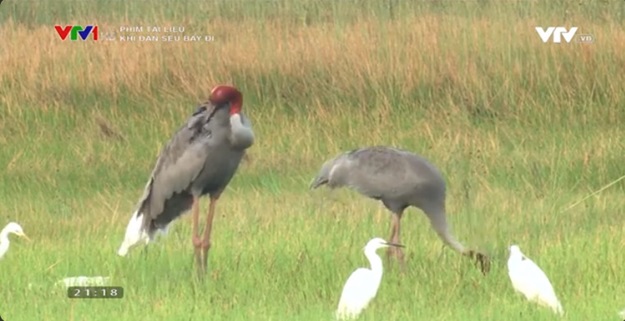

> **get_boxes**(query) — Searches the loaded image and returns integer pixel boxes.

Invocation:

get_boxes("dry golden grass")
[2,14,624,115]
[3,13,623,169]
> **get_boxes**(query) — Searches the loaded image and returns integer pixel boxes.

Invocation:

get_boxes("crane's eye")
[193,106,207,116]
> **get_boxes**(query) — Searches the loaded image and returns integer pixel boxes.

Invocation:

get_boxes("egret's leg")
[141,245,149,258]
[190,196,202,272]
[200,194,220,273]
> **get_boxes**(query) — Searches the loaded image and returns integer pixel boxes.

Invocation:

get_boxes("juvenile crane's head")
[309,159,334,189]
[209,85,243,115]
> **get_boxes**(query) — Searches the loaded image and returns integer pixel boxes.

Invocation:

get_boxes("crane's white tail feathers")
[117,210,150,257]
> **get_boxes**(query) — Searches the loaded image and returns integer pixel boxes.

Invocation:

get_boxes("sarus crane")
[117,85,254,273]
[309,146,490,274]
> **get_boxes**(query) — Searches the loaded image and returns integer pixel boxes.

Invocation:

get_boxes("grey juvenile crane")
[117,85,254,273]
[310,146,490,274]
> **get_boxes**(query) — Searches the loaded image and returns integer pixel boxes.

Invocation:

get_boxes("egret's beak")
[385,242,404,248]
[17,232,31,242]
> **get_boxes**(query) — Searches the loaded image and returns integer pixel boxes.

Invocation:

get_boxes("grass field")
[1,0,625,320]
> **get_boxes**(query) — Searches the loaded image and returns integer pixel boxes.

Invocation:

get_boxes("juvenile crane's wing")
[136,104,216,226]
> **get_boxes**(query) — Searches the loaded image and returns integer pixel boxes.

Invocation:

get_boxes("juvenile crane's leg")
[200,194,220,272]
[387,211,406,269]
[191,196,203,271]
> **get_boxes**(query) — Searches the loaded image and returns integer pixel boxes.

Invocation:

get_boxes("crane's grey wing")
[137,105,215,224]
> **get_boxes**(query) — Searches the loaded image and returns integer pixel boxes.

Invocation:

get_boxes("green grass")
[1,0,625,320]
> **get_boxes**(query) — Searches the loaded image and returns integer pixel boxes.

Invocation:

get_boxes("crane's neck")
[229,94,242,115]
[425,207,467,254]
[229,113,245,138]
[229,113,242,126]
[364,247,384,281]
[228,113,254,150]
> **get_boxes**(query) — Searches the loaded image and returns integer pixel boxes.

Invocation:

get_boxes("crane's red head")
[209,85,242,115]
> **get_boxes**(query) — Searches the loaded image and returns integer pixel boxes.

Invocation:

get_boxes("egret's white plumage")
[0,222,30,260]
[507,245,563,315]
[56,276,111,287]
[336,237,404,320]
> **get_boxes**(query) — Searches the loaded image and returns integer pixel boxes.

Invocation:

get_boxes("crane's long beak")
[17,233,31,242]
[205,104,220,122]
[385,242,404,248]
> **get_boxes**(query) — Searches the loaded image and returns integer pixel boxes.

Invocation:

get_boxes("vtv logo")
[55,25,99,41]
[535,27,578,43]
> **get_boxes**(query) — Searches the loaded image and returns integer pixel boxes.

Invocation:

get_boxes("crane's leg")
[200,194,220,273]
[387,211,406,270]
[191,195,203,272]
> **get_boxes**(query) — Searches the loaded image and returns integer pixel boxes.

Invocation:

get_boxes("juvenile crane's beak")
[309,177,328,190]
[384,242,404,248]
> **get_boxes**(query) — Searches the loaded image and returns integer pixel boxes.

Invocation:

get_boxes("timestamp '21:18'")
[68,286,124,299]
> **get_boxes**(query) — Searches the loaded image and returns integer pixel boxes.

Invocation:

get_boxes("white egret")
[0,222,30,260]
[335,237,404,320]
[507,245,563,315]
